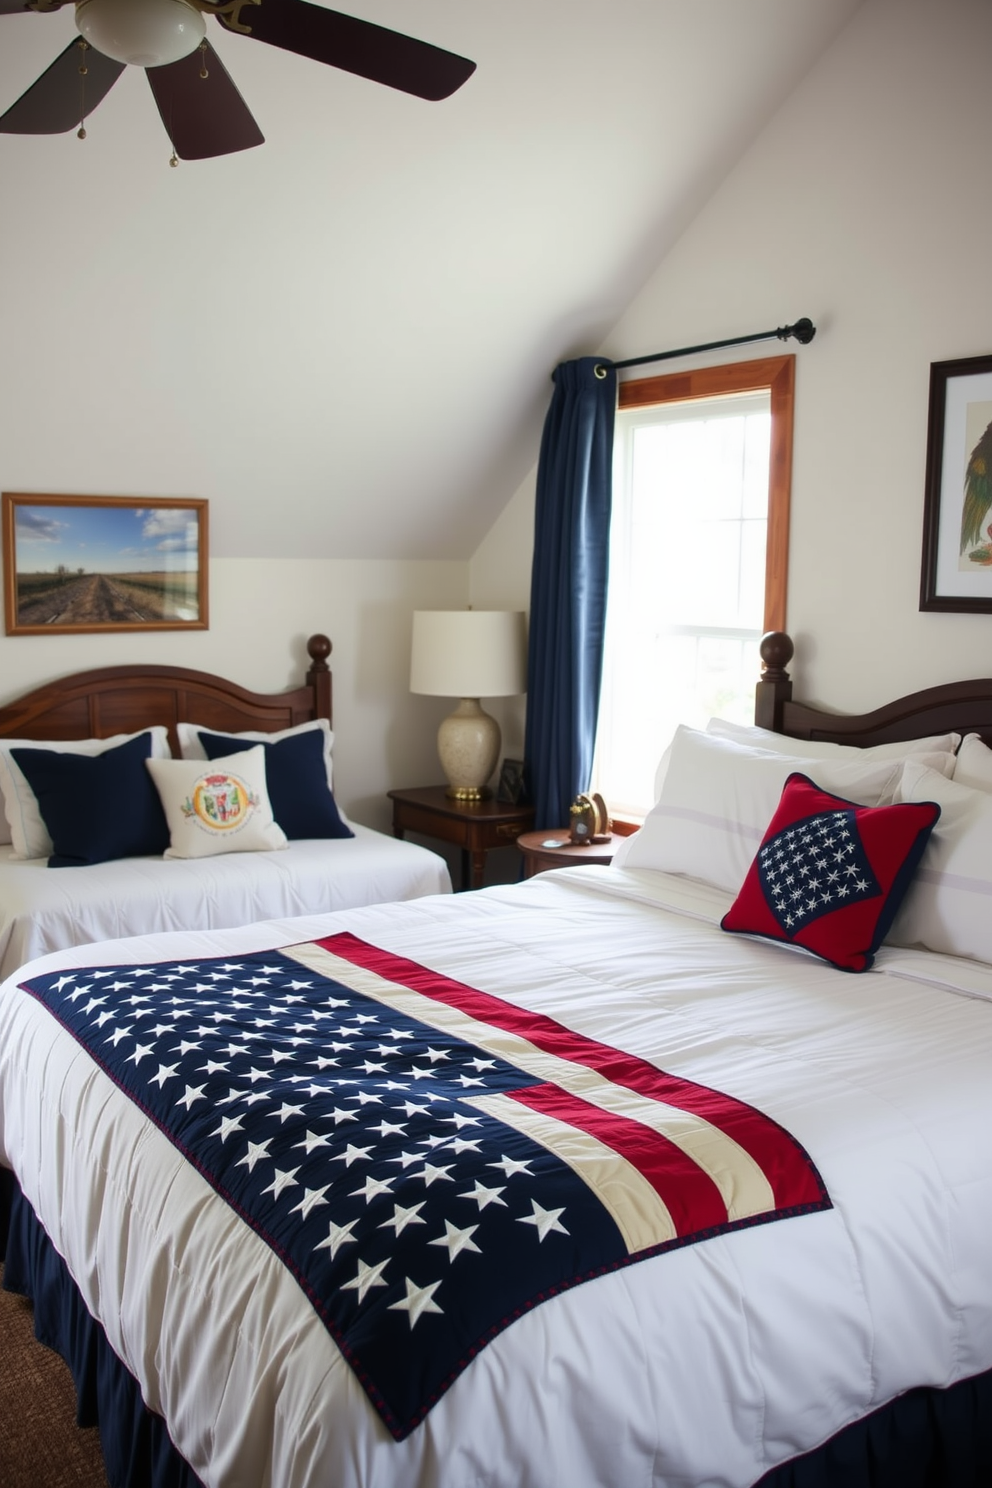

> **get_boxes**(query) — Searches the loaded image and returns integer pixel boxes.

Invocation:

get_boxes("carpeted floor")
[0,1264,110,1487]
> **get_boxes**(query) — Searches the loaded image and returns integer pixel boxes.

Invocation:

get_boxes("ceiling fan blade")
[217,0,476,102]
[0,39,124,134]
[147,40,264,159]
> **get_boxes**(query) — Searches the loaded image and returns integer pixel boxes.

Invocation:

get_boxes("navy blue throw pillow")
[199,730,353,841]
[11,732,171,868]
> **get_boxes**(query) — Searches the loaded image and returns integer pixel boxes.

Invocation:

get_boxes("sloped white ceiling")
[0,0,861,560]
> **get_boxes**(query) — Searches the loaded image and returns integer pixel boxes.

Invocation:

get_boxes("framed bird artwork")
[920,351,992,612]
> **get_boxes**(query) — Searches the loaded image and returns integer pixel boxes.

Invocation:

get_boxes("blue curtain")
[524,356,617,830]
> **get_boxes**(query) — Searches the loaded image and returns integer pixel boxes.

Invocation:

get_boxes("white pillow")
[653,742,674,802]
[645,717,959,814]
[177,718,334,789]
[146,746,287,860]
[707,717,961,761]
[613,726,916,893]
[951,733,992,792]
[887,761,992,963]
[0,727,171,859]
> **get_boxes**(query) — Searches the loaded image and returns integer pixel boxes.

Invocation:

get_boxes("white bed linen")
[1,865,990,1488]
[0,825,451,980]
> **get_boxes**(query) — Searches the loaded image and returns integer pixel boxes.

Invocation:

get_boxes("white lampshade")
[76,0,206,67]
[410,610,527,699]
[410,611,527,801]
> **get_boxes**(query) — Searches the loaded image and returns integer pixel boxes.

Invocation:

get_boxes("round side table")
[516,829,622,878]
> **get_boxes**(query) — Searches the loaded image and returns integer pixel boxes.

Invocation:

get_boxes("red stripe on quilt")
[315,932,824,1210]
[507,1081,727,1234]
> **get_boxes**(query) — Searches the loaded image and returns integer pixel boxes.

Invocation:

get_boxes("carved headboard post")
[306,634,333,722]
[754,631,794,732]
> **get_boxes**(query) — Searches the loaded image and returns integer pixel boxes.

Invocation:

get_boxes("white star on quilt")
[314,1217,359,1259]
[341,1257,390,1303]
[388,1276,444,1327]
[518,1200,569,1241]
[379,1201,427,1236]
[429,1220,481,1262]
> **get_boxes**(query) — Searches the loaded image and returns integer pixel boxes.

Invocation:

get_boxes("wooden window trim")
[617,353,794,634]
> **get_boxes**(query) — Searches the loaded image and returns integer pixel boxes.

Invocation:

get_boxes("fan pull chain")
[199,40,209,80]
[76,38,88,141]
[164,90,178,167]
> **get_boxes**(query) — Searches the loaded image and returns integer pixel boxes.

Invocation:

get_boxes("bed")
[2,631,991,1488]
[0,634,451,978]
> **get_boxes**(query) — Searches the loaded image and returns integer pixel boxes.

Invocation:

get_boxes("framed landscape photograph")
[920,353,992,612]
[2,493,208,635]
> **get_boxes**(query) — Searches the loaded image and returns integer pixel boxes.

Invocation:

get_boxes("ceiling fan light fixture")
[75,0,206,69]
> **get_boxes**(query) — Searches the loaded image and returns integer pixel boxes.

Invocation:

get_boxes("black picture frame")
[920,353,992,613]
[497,757,526,805]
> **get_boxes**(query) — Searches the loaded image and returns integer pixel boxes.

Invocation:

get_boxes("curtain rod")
[592,317,816,379]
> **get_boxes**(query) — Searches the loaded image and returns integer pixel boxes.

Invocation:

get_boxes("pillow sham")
[10,732,171,868]
[950,733,992,792]
[199,728,353,840]
[721,773,940,973]
[177,718,334,789]
[612,726,911,893]
[647,718,958,815]
[707,717,960,760]
[887,761,992,963]
[0,726,171,859]
[146,746,287,860]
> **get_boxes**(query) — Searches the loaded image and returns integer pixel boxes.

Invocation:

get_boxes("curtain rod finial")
[778,318,816,345]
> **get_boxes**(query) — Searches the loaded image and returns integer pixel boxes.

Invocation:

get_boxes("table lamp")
[410,610,527,800]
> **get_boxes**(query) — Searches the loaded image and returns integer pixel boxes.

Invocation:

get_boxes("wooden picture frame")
[2,493,208,635]
[920,354,992,613]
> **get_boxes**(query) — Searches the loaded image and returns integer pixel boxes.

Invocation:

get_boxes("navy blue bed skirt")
[0,1166,201,1488]
[1,1165,990,1488]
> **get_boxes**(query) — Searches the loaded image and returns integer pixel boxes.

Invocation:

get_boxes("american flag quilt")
[21,932,831,1438]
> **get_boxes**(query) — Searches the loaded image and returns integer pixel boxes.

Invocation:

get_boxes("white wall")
[0,557,467,832]
[472,0,992,718]
[469,469,536,761]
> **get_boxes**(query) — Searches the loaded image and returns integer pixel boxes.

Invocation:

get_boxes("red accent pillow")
[721,773,940,973]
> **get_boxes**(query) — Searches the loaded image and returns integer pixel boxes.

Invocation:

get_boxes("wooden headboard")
[755,631,992,747]
[0,634,332,757]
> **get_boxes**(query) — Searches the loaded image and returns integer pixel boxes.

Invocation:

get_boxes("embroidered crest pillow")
[146,746,287,860]
[720,773,940,973]
[198,728,352,840]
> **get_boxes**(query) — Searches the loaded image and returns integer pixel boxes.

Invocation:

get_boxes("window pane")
[742,411,772,518]
[593,392,771,817]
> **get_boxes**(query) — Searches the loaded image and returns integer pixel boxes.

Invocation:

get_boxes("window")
[592,356,794,817]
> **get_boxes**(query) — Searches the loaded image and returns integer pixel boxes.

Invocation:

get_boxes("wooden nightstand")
[516,829,622,877]
[387,786,535,891]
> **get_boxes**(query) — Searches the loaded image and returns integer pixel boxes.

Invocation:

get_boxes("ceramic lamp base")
[438,698,501,800]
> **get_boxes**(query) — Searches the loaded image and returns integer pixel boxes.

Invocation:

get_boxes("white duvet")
[0,825,451,980]
[1,865,990,1488]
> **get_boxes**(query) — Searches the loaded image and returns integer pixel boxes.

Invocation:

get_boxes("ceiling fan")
[0,0,476,161]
